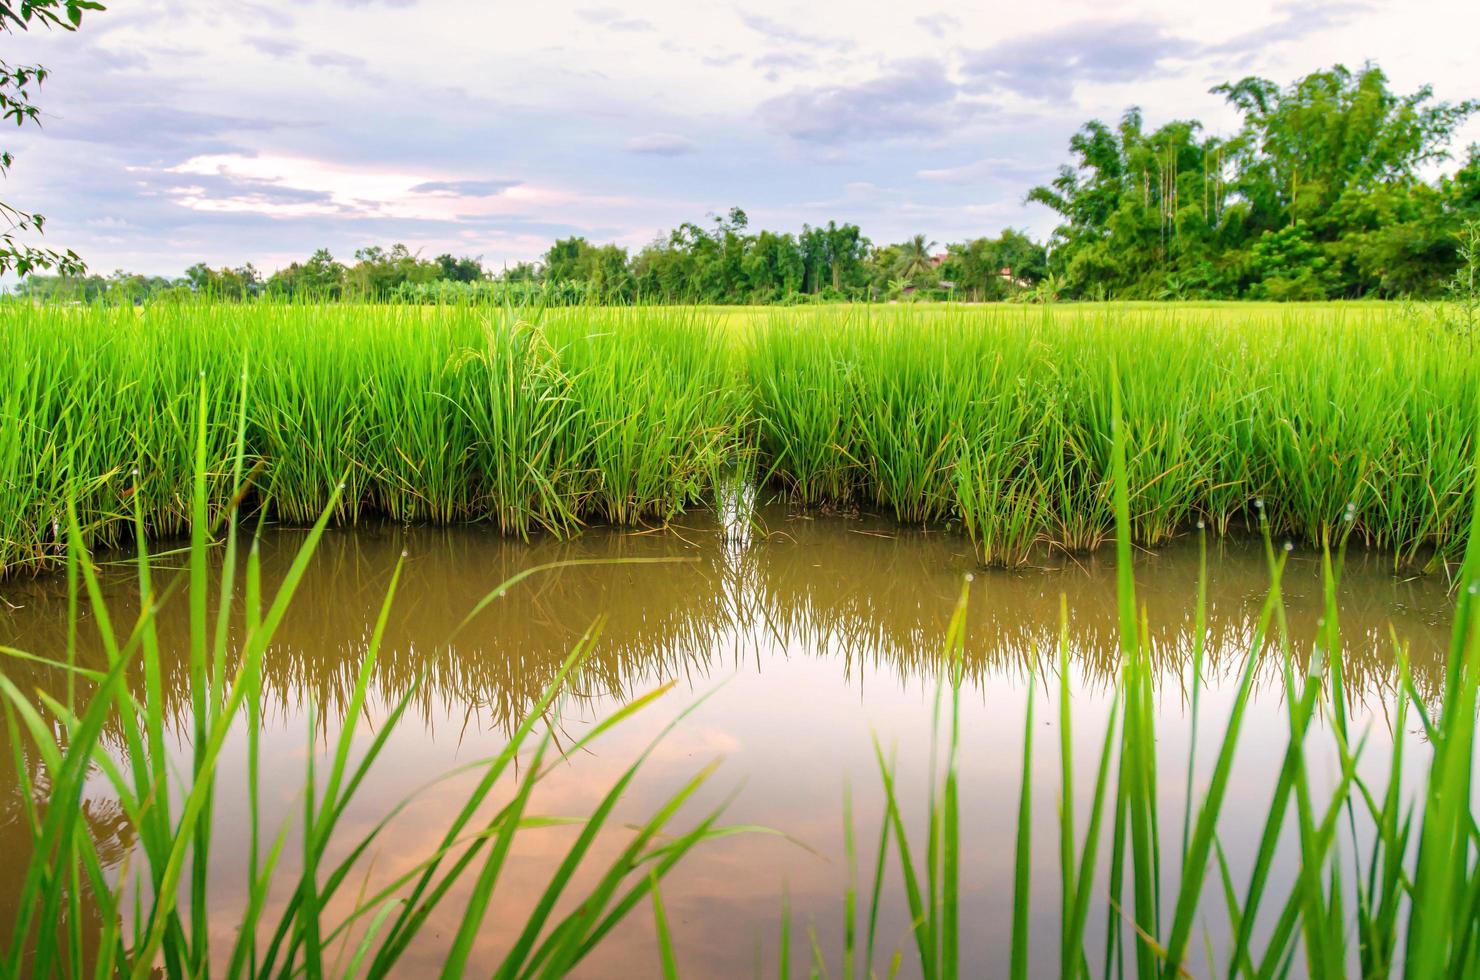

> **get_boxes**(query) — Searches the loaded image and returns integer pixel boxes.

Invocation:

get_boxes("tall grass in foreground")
[0,374,740,978]
[786,367,1480,977]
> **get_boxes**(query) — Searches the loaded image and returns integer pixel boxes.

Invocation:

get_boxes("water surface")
[0,506,1454,976]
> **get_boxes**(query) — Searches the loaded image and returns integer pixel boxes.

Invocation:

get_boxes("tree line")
[14,61,1479,304]
[1031,63,1479,300]
[15,219,1048,305]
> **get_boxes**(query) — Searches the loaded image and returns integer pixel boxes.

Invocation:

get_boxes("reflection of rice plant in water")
[1,505,1445,756]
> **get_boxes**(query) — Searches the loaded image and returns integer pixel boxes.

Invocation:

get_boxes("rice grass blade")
[1011,674,1035,980]
[651,871,681,980]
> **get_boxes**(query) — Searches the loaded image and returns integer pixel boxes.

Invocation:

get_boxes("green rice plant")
[1244,321,1402,549]
[846,317,981,524]
[1367,338,1477,569]
[0,337,76,569]
[452,313,587,535]
[4,298,1480,576]
[746,303,1480,567]
[356,311,476,523]
[748,310,863,506]
[0,300,756,572]
[947,329,1050,563]
[5,299,1480,977]
[551,308,738,525]
[953,444,1043,566]
[1095,320,1223,543]
[245,309,372,524]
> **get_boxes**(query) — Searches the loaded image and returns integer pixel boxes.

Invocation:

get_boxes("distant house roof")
[930,253,949,266]
[1000,267,1030,288]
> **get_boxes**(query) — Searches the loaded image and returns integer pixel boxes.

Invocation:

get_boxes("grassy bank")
[751,304,1479,568]
[0,303,739,574]
[2,300,1476,575]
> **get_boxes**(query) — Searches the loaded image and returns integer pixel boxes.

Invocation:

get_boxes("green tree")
[994,229,1048,284]
[1029,109,1234,297]
[266,248,346,298]
[183,262,262,300]
[1247,221,1335,299]
[864,243,902,298]
[346,243,438,297]
[942,238,1001,301]
[1216,64,1477,230]
[799,221,869,295]
[943,230,1048,300]
[632,235,698,301]
[541,236,592,282]
[435,253,484,283]
[743,230,805,301]
[542,236,633,301]
[1,0,103,277]
[498,260,540,282]
[895,234,938,285]
[1030,62,1478,299]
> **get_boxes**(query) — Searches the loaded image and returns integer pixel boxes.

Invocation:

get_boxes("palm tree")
[895,234,937,285]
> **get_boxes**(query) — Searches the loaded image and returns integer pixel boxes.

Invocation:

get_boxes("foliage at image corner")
[0,0,102,278]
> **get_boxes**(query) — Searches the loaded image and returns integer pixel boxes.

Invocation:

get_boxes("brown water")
[0,506,1455,977]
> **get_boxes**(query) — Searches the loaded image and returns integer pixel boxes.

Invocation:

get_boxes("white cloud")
[578,6,656,31]
[916,157,1046,184]
[163,153,657,224]
[623,133,699,156]
[758,59,971,144]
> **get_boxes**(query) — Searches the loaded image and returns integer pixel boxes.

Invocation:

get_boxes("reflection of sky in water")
[0,508,1456,977]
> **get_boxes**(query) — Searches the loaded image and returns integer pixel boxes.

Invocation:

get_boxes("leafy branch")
[0,0,103,278]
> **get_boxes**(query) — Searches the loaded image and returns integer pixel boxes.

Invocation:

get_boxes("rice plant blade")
[439,732,554,979]
[514,759,725,977]
[844,783,858,980]
[651,871,681,980]
[1066,692,1121,979]
[872,736,932,976]
[865,759,893,977]
[1011,674,1035,980]
[1160,584,1281,976]
[780,884,792,980]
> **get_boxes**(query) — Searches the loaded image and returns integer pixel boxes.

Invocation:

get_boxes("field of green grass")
[2,300,1475,576]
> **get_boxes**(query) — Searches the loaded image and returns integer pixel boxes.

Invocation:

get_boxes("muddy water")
[0,506,1455,977]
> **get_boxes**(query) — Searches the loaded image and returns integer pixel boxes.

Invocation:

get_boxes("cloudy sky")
[6,0,1479,276]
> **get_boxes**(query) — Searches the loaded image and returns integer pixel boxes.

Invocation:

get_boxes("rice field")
[3,372,1478,977]
[1,300,1475,578]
